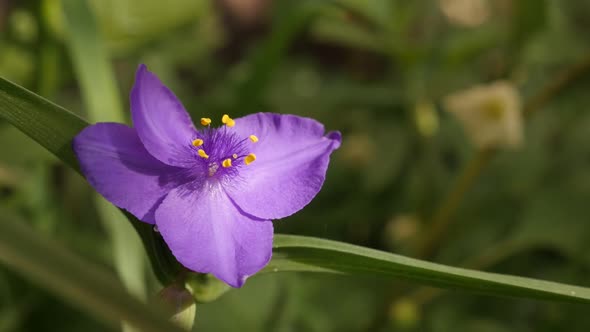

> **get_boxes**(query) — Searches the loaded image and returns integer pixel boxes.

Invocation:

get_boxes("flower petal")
[155,183,273,287]
[73,123,185,224]
[130,64,198,167]
[226,113,341,219]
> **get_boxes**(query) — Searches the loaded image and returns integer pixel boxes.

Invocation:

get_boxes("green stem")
[128,213,183,286]
[416,53,590,259]
[417,148,495,258]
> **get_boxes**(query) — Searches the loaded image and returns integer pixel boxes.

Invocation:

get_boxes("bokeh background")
[2,0,590,331]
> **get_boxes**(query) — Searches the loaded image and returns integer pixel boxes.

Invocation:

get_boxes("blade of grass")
[0,212,185,332]
[0,75,181,285]
[266,235,590,304]
[61,0,147,308]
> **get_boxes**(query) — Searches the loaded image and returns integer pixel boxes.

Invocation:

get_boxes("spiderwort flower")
[73,65,341,287]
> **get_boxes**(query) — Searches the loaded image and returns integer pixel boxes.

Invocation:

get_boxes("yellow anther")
[222,114,235,127]
[232,154,238,159]
[191,139,203,147]
[197,149,209,159]
[222,158,232,168]
[200,118,211,126]
[249,135,259,143]
[244,153,256,165]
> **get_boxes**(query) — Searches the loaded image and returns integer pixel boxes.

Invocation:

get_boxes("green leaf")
[0,212,185,332]
[88,0,209,54]
[0,77,86,168]
[0,75,181,286]
[267,235,590,304]
[4,75,590,305]
[232,1,314,114]
[310,13,387,54]
[62,0,124,123]
[62,0,148,311]
[511,0,548,47]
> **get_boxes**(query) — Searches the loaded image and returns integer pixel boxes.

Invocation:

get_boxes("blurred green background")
[2,0,590,331]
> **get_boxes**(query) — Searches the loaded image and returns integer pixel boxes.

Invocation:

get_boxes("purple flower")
[72,64,341,287]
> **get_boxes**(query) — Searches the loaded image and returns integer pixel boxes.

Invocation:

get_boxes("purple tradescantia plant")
[72,64,341,287]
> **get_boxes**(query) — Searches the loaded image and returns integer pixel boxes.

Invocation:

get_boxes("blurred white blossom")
[439,0,490,27]
[444,81,523,149]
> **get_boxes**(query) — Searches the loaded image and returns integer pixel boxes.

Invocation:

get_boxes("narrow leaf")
[0,212,185,332]
[0,77,85,168]
[62,0,148,306]
[267,235,590,304]
[0,76,181,285]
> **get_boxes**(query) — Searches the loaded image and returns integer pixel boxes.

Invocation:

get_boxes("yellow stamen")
[244,153,256,165]
[200,118,211,126]
[197,149,209,159]
[191,139,203,147]
[222,114,235,127]
[249,135,259,143]
[222,158,232,168]
[232,154,238,159]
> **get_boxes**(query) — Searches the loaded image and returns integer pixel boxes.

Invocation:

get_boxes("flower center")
[189,114,258,178]
[482,98,506,120]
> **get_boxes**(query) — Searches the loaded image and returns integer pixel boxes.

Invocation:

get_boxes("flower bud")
[389,297,421,329]
[186,273,231,303]
[157,284,196,330]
